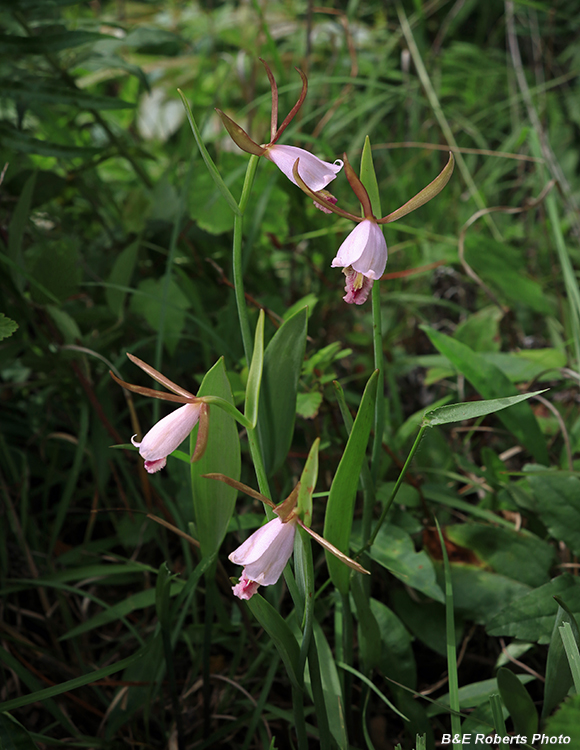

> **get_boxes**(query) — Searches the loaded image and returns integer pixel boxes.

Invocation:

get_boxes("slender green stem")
[153,163,192,422]
[233,155,261,364]
[436,519,462,750]
[370,278,385,488]
[231,155,271,497]
[247,427,271,501]
[365,424,428,552]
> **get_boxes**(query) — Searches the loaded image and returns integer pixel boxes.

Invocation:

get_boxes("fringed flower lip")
[204,473,369,600]
[216,59,343,192]
[110,353,210,473]
[292,151,455,304]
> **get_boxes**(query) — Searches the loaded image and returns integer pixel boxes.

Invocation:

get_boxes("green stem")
[233,155,260,364]
[153,163,191,422]
[370,278,385,489]
[436,519,462,750]
[231,155,271,498]
[365,424,428,552]
[247,426,272,503]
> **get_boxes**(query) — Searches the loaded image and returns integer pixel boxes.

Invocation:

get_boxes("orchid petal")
[265,145,342,191]
[331,219,388,280]
[342,268,374,305]
[132,402,202,467]
[232,573,260,600]
[229,516,297,587]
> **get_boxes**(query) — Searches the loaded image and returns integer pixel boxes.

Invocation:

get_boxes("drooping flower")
[230,515,298,597]
[110,354,209,474]
[331,218,388,280]
[292,151,455,304]
[131,402,203,474]
[216,60,342,193]
[205,472,369,600]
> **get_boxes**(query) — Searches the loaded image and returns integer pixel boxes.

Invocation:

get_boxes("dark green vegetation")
[2,1,580,748]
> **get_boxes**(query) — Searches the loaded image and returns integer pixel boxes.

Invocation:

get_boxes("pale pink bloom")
[264,145,343,192]
[342,268,374,305]
[313,189,338,214]
[131,402,202,474]
[331,219,387,280]
[229,515,297,598]
[231,573,260,600]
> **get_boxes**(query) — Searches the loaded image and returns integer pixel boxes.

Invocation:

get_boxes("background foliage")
[1,0,580,748]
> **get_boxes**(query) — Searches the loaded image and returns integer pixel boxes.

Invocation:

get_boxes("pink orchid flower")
[230,515,298,599]
[110,354,209,474]
[204,474,368,600]
[292,151,455,304]
[216,60,342,194]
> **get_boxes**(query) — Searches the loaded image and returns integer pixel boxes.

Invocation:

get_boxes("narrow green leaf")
[436,519,462,744]
[360,135,382,218]
[496,667,538,737]
[337,661,408,720]
[0,78,134,109]
[0,646,146,713]
[191,358,241,559]
[257,306,308,475]
[0,712,39,750]
[309,621,348,749]
[245,595,301,690]
[296,439,319,525]
[542,604,579,719]
[62,581,185,640]
[423,390,547,427]
[323,370,378,595]
[8,172,35,264]
[244,310,265,428]
[177,89,240,216]
[422,326,548,464]
[0,124,101,158]
[352,574,382,671]
[0,31,113,54]
[560,622,580,694]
